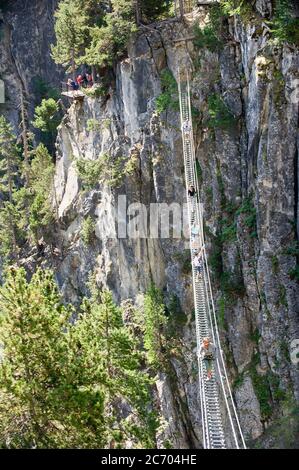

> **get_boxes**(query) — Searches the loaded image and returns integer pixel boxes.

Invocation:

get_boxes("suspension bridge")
[178,72,247,449]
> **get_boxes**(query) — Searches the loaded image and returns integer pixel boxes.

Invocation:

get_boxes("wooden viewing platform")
[61,90,85,100]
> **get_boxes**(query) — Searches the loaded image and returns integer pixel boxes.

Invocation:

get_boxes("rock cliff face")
[1,1,299,448]
[52,7,299,447]
[0,0,62,127]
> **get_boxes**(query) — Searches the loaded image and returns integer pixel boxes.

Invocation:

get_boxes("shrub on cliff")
[270,0,299,46]
[156,69,179,114]
[207,94,236,129]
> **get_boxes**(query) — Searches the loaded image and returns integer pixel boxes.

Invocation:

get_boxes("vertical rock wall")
[0,0,298,448]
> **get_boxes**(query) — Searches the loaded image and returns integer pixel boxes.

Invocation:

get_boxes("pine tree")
[83,0,137,69]
[143,285,168,369]
[28,144,55,240]
[0,268,106,448]
[140,0,172,23]
[0,269,157,448]
[74,287,157,448]
[51,0,90,75]
[0,117,21,258]
[19,91,31,187]
[32,98,60,137]
[0,116,19,203]
[0,202,21,259]
[32,98,61,152]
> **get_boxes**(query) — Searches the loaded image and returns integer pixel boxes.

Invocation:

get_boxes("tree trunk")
[71,48,75,80]
[20,91,30,187]
[6,156,18,258]
[179,0,184,17]
[134,0,142,25]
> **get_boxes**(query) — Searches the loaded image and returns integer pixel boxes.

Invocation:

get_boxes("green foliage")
[0,128,54,257]
[83,83,108,98]
[250,329,261,344]
[139,0,172,23]
[249,354,287,422]
[207,94,236,129]
[289,265,299,282]
[143,285,168,369]
[76,288,158,448]
[252,394,299,448]
[52,0,173,73]
[76,158,103,190]
[236,196,257,238]
[0,117,23,258]
[277,284,287,308]
[220,0,253,20]
[0,268,157,448]
[166,294,186,330]
[193,3,225,52]
[76,153,135,190]
[51,0,91,72]
[0,201,24,259]
[28,144,55,240]
[32,99,60,134]
[249,355,273,421]
[271,255,279,274]
[269,0,299,46]
[233,372,245,389]
[268,373,286,402]
[283,241,299,257]
[208,187,255,303]
[284,239,299,282]
[81,216,96,245]
[86,118,101,132]
[33,77,60,102]
[156,69,179,115]
[219,217,237,243]
[84,0,137,69]
[205,187,213,204]
[0,267,76,448]
[193,24,221,52]
[0,116,20,199]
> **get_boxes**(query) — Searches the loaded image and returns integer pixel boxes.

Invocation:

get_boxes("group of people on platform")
[67,72,93,91]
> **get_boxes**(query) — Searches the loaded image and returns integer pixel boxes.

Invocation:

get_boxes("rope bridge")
[178,72,247,449]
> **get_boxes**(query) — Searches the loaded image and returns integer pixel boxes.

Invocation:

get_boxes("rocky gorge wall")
[51,5,299,447]
[0,0,62,128]
[0,0,298,448]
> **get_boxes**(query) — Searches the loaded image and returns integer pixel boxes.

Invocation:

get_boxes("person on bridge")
[182,119,192,134]
[188,184,196,197]
[193,245,204,281]
[199,337,216,381]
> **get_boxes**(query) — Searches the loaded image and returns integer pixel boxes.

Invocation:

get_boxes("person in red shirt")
[76,75,84,87]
